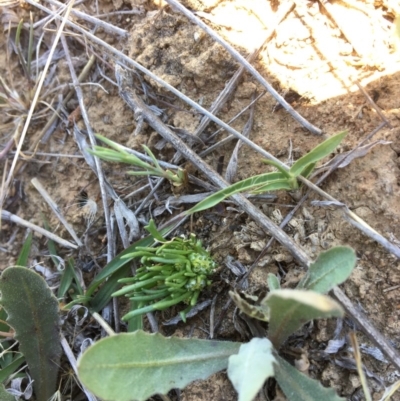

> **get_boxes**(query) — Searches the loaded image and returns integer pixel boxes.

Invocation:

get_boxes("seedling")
[78,247,358,401]
[112,220,216,321]
[89,134,187,187]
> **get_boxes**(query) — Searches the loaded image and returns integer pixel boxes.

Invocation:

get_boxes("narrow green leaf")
[262,159,291,178]
[265,289,343,348]
[144,220,167,242]
[0,384,18,401]
[142,145,161,170]
[187,172,288,214]
[249,179,294,194]
[42,217,59,268]
[16,232,32,267]
[88,236,156,293]
[0,355,25,384]
[297,247,356,294]
[290,131,347,177]
[127,301,143,332]
[267,274,281,291]
[0,308,10,336]
[89,264,131,312]
[274,354,345,401]
[300,162,316,179]
[58,258,76,298]
[227,338,276,401]
[0,267,61,401]
[78,331,241,401]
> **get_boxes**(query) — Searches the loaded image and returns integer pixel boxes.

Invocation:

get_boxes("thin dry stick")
[1,210,78,249]
[225,94,255,183]
[60,33,115,262]
[117,78,400,371]
[165,0,322,136]
[1,0,75,209]
[31,178,83,246]
[60,334,99,401]
[41,0,128,37]
[354,80,392,128]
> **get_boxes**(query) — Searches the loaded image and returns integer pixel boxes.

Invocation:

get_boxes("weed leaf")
[0,267,61,401]
[227,338,276,401]
[274,354,345,401]
[78,331,241,401]
[267,274,281,291]
[266,290,343,348]
[297,247,356,293]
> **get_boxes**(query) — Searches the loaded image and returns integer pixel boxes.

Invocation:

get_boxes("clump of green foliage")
[112,221,216,321]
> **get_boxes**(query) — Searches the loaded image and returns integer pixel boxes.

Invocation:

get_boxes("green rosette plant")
[112,220,217,321]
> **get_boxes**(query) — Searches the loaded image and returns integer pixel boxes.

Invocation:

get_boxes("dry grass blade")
[41,0,128,37]
[1,0,75,210]
[225,96,255,183]
[1,210,78,249]
[31,178,83,247]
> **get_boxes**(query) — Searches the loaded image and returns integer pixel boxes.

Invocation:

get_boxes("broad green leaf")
[0,267,61,401]
[16,232,32,267]
[0,384,18,401]
[274,354,345,401]
[265,290,343,348]
[297,247,356,294]
[267,274,281,291]
[227,338,276,401]
[230,291,269,322]
[187,172,288,214]
[0,355,25,383]
[78,331,241,401]
[290,131,347,177]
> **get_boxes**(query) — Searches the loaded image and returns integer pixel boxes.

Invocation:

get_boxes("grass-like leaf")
[187,172,289,214]
[78,331,241,401]
[289,131,347,177]
[0,354,25,384]
[16,232,32,267]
